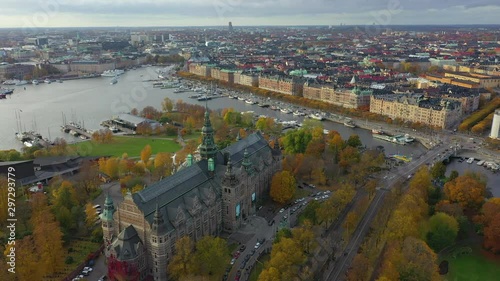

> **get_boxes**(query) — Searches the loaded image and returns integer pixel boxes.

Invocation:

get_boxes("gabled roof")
[112,225,142,261]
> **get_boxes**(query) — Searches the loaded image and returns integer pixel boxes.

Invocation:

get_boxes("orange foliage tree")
[443,174,486,210]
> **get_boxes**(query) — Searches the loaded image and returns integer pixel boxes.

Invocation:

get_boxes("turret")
[199,104,218,161]
[100,193,116,254]
[241,148,252,173]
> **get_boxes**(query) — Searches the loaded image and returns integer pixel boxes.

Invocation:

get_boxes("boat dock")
[15,131,52,148]
[61,124,93,139]
[100,120,136,134]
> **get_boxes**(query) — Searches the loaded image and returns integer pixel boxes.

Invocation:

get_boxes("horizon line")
[1,24,500,29]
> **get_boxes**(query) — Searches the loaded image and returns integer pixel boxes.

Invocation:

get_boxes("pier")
[61,124,93,139]
[100,120,136,134]
[15,131,52,148]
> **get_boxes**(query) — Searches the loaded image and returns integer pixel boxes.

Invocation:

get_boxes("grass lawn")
[249,254,270,281]
[70,136,182,158]
[443,248,500,281]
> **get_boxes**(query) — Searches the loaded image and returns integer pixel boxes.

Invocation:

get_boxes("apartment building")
[370,93,462,129]
[259,75,304,96]
[303,83,372,109]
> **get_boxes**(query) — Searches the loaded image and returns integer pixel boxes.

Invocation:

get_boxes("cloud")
[0,0,499,27]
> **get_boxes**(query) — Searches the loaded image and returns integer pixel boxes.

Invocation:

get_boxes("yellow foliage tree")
[167,236,196,280]
[30,194,65,276]
[270,171,296,204]
[141,144,152,164]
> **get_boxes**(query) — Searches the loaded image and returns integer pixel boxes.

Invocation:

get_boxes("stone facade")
[102,108,281,281]
[259,75,304,96]
[370,93,463,129]
[188,63,212,77]
[303,83,372,109]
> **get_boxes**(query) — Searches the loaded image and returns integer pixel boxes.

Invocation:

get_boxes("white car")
[279,208,285,213]
[254,242,260,249]
[83,267,93,272]
[230,258,236,265]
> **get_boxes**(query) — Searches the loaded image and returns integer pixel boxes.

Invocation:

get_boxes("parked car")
[239,245,246,252]
[254,242,260,249]
[230,258,236,265]
[268,220,275,226]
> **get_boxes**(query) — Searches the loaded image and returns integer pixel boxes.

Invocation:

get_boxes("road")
[227,190,329,281]
[324,140,454,280]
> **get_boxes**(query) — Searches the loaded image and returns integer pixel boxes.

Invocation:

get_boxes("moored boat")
[101,69,125,77]
[309,113,324,121]
[343,120,356,128]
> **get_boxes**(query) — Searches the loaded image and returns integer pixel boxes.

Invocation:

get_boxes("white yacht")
[101,69,125,77]
[466,157,475,164]
[309,113,324,121]
[32,80,39,85]
[44,79,51,84]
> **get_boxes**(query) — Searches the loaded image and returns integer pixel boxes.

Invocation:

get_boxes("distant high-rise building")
[229,22,233,32]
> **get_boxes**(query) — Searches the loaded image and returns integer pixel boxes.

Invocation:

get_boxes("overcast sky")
[1,0,499,28]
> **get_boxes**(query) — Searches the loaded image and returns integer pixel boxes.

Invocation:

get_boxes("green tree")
[282,129,312,154]
[346,134,362,148]
[448,170,459,182]
[194,236,229,278]
[426,212,459,252]
[270,171,297,204]
[430,162,446,179]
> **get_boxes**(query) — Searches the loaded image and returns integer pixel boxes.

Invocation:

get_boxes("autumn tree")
[194,236,229,278]
[162,97,174,112]
[153,152,173,180]
[426,212,459,252]
[74,160,101,198]
[343,211,359,238]
[444,174,486,210]
[347,254,370,281]
[168,236,196,280]
[259,237,306,281]
[0,177,8,225]
[98,157,120,179]
[481,199,500,253]
[365,179,378,198]
[30,193,65,276]
[108,255,140,281]
[270,171,296,204]
[291,220,316,254]
[8,235,43,280]
[141,144,152,165]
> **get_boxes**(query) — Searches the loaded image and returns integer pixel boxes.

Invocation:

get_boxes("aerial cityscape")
[0,2,500,281]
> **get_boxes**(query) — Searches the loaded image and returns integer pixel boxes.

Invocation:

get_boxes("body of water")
[0,67,426,157]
